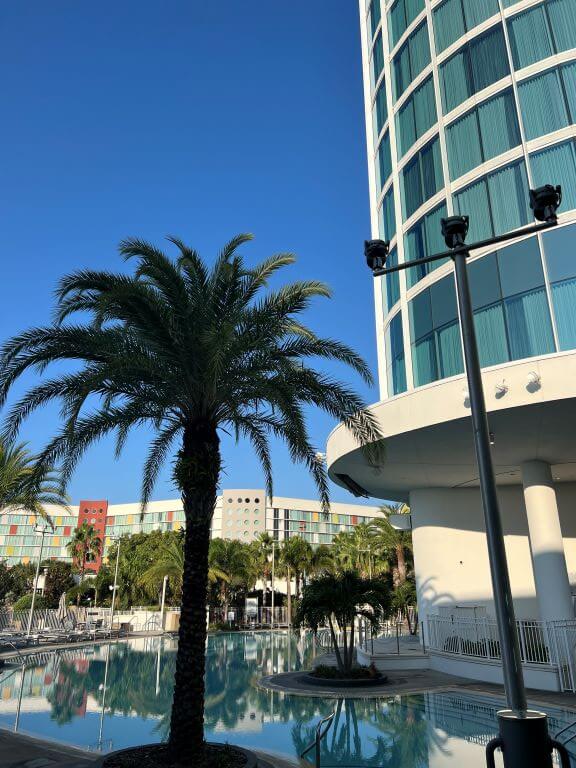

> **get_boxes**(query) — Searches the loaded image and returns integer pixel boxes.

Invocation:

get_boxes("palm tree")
[279,535,312,622]
[372,504,413,587]
[207,538,249,616]
[250,531,274,606]
[141,532,229,604]
[66,522,102,599]
[0,234,380,764]
[294,572,390,675]
[332,523,386,578]
[0,439,68,521]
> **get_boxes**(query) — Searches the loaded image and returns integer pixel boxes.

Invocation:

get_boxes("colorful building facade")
[0,490,382,570]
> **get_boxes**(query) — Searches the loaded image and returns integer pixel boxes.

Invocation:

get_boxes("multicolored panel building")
[0,489,382,570]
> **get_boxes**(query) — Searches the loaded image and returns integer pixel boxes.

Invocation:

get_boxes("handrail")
[300,711,337,768]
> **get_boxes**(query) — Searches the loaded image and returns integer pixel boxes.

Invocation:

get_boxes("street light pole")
[159,574,169,631]
[27,523,51,638]
[109,536,120,635]
[364,185,571,768]
[271,541,276,631]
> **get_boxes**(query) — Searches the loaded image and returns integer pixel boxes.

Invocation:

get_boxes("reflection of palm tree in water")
[293,696,440,768]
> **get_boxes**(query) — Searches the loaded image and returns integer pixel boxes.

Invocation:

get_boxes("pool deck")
[258,665,576,711]
[0,632,165,664]
[0,729,101,768]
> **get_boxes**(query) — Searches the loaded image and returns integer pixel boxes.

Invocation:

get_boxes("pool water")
[0,632,575,766]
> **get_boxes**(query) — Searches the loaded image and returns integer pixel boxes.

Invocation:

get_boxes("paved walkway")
[0,731,100,768]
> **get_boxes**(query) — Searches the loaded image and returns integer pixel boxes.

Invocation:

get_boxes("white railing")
[427,615,553,666]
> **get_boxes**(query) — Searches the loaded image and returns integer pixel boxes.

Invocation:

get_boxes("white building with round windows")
[327,0,576,690]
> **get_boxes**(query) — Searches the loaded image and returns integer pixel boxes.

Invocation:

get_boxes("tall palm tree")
[0,234,380,764]
[0,439,68,521]
[372,504,413,587]
[66,522,102,595]
[332,523,386,578]
[250,531,274,605]
[208,538,251,616]
[279,535,312,622]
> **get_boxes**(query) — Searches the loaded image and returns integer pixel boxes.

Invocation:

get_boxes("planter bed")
[102,742,257,768]
[299,672,388,688]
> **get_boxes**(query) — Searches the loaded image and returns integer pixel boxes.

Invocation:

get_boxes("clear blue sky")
[0,1,382,507]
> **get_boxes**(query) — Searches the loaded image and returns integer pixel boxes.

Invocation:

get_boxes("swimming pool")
[0,632,574,766]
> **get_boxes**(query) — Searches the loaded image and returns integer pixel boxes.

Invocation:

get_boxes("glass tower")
[360,0,576,400]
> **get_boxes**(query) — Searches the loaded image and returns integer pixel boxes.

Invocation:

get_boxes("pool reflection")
[0,632,574,767]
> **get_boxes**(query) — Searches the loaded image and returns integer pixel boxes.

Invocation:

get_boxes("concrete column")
[522,461,573,623]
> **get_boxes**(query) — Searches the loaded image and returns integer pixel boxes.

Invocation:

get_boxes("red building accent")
[9,525,17,535]
[76,500,108,573]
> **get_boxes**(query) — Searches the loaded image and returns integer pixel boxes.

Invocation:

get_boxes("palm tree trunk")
[396,544,407,586]
[168,422,220,765]
[328,616,344,673]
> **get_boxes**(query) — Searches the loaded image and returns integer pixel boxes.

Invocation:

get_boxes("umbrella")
[57,592,68,624]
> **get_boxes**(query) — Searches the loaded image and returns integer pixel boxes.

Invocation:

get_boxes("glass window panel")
[561,62,576,122]
[551,278,576,350]
[389,0,407,49]
[548,0,576,53]
[409,288,433,340]
[469,253,501,310]
[380,186,396,240]
[433,0,465,54]
[373,80,388,141]
[424,202,448,259]
[431,274,458,328]
[454,179,492,242]
[389,311,405,359]
[405,225,427,287]
[469,26,509,93]
[413,334,437,386]
[413,77,437,138]
[397,99,416,158]
[446,109,482,179]
[530,140,576,213]
[474,303,509,367]
[393,42,411,100]
[477,89,520,160]
[508,6,554,70]
[518,70,569,141]
[369,0,382,39]
[382,248,400,312]
[497,238,545,298]
[401,155,423,218]
[542,224,576,283]
[372,32,385,87]
[504,288,555,360]
[409,22,431,81]
[377,131,392,190]
[387,313,407,394]
[420,137,443,201]
[405,0,425,29]
[436,321,464,377]
[487,161,530,236]
[440,50,471,113]
[390,353,408,395]
[462,0,499,29]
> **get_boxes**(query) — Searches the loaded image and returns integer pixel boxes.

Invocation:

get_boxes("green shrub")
[13,594,49,611]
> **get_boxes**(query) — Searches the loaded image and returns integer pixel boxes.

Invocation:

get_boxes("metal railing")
[427,615,553,665]
[300,710,336,768]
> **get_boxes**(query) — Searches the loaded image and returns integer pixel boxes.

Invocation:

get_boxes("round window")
[245,498,250,503]
[228,498,233,504]
[254,520,260,526]
[254,498,260,503]
[244,519,249,525]
[245,508,250,515]
[254,508,260,514]
[243,530,249,537]
[227,520,233,527]
[237,497,242,503]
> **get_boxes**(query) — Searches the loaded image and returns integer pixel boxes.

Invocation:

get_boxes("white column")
[522,461,573,623]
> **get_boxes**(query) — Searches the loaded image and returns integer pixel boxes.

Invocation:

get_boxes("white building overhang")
[327,351,576,501]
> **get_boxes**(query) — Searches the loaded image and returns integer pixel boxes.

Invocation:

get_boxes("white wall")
[411,484,576,624]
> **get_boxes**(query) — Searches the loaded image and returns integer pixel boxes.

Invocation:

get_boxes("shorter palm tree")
[391,579,418,634]
[141,533,229,602]
[372,504,413,587]
[294,572,391,675]
[209,539,252,617]
[66,522,102,603]
[0,439,68,522]
[279,536,312,622]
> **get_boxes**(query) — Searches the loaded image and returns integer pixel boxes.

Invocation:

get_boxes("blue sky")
[0,1,382,507]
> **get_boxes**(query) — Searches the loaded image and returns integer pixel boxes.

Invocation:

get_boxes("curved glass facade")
[362,0,576,399]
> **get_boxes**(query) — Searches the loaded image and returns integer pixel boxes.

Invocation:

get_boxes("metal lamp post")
[27,523,52,638]
[159,574,169,631]
[109,535,121,635]
[270,540,276,631]
[365,185,570,768]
